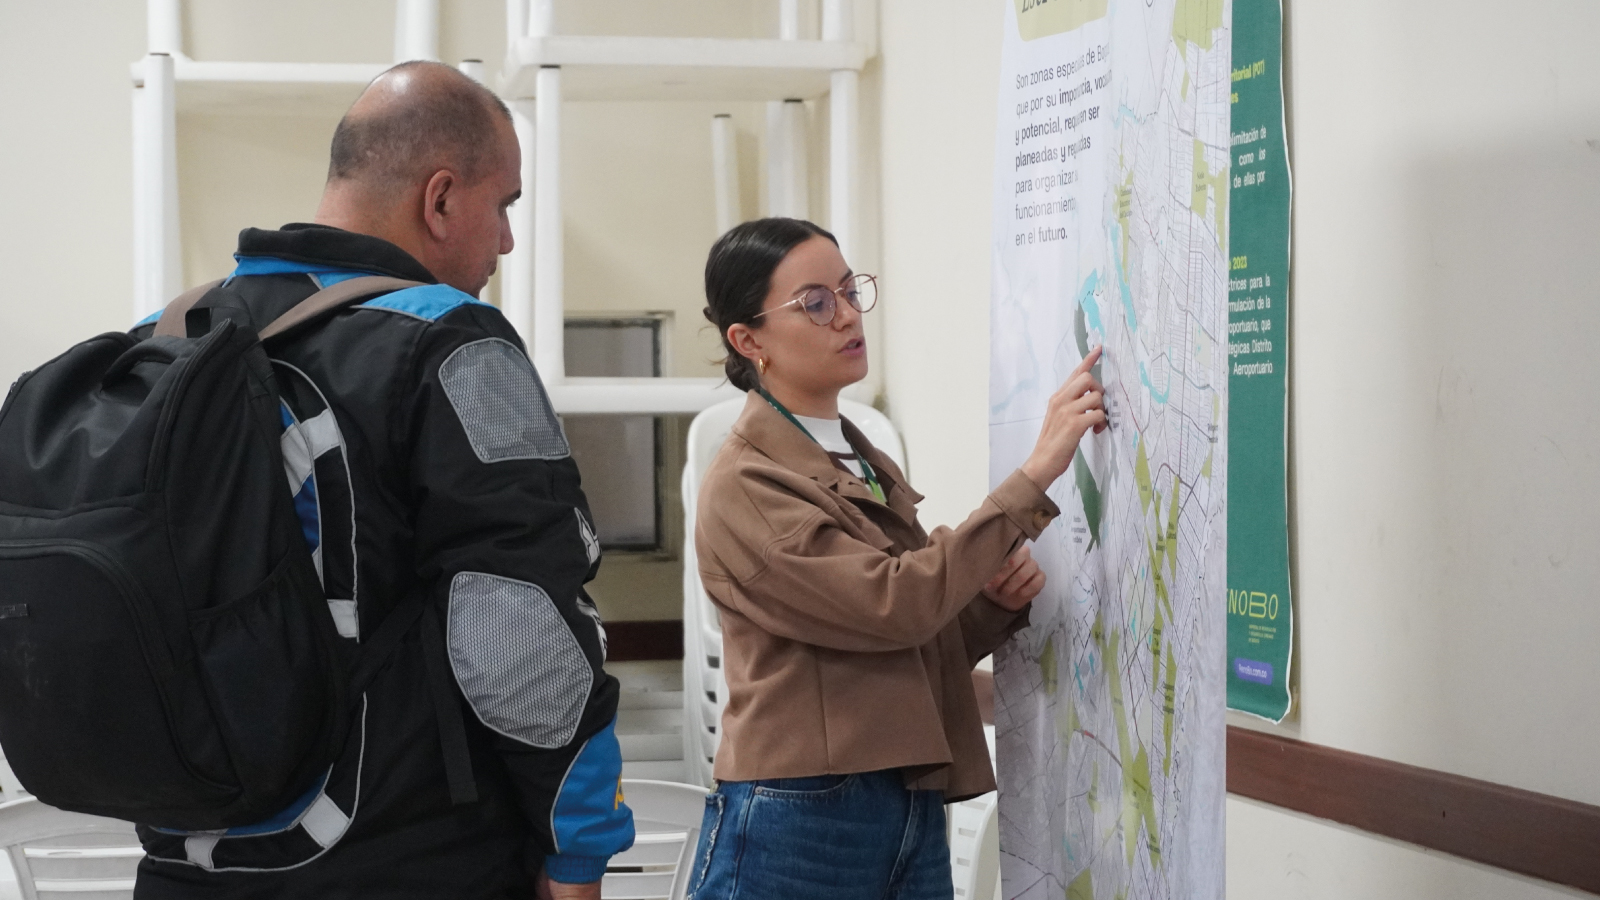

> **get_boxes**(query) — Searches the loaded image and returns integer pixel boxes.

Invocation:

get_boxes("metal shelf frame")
[499,0,872,415]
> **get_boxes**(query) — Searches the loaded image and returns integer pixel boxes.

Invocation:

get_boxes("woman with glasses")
[687,218,1105,900]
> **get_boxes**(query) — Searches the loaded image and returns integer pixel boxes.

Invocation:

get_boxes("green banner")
[1226,0,1293,721]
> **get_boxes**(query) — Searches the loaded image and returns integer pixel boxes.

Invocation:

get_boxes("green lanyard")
[759,388,887,504]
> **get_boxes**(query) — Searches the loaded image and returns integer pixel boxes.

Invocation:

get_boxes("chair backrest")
[602,780,709,900]
[679,397,907,790]
[678,517,716,788]
[838,398,908,473]
[0,798,142,900]
[0,755,25,803]
[683,398,746,516]
[679,398,745,790]
[683,396,908,516]
[948,792,1000,900]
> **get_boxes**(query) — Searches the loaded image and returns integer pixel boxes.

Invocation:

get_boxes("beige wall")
[1225,796,1593,900]
[1257,0,1600,812]
[876,0,1005,532]
[0,3,145,379]
[875,0,1600,897]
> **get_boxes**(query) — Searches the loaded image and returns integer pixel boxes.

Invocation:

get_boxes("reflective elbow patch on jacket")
[438,338,570,462]
[447,572,593,748]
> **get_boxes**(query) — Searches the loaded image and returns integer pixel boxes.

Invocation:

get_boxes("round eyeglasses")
[753,274,878,326]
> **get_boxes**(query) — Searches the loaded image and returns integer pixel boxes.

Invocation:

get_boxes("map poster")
[1224,0,1293,722]
[989,0,1229,898]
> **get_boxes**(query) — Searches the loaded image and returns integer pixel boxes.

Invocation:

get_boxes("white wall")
[1261,0,1600,807]
[0,3,144,379]
[875,0,1600,897]
[1226,796,1594,900]
[877,0,1005,531]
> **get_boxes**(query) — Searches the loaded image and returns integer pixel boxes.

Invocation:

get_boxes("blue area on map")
[1077,271,1103,334]
[1234,658,1274,685]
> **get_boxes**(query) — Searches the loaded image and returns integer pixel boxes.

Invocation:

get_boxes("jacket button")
[1033,509,1051,530]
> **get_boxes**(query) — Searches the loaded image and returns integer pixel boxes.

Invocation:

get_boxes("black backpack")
[0,276,427,830]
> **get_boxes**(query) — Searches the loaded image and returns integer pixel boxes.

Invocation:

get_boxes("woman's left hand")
[982,546,1045,612]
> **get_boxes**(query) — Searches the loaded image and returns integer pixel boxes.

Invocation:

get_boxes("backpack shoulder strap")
[260,276,423,339]
[151,275,425,341]
[151,279,225,338]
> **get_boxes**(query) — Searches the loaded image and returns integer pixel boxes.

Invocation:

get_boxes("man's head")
[314,61,520,297]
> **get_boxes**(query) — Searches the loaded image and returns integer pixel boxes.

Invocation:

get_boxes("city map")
[989,0,1229,897]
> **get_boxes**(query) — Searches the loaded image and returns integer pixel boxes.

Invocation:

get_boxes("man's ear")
[726,323,764,363]
[421,169,456,242]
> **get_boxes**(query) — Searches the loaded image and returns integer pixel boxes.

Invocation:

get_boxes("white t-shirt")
[793,414,865,479]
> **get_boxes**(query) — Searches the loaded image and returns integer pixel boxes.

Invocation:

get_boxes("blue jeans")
[685,769,952,900]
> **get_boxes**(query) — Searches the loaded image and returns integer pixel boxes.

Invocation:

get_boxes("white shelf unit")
[499,35,866,102]
[498,0,873,416]
[165,62,388,116]
[129,0,876,417]
[129,0,454,320]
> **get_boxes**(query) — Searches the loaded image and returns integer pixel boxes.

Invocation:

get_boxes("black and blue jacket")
[130,224,634,899]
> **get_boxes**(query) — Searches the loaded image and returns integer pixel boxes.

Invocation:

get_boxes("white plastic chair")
[678,464,721,789]
[678,490,720,788]
[680,397,908,788]
[602,780,709,900]
[0,756,25,803]
[0,797,142,900]
[681,396,907,526]
[948,792,1001,900]
[679,399,741,789]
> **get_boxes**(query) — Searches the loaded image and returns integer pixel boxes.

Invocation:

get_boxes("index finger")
[1070,346,1103,379]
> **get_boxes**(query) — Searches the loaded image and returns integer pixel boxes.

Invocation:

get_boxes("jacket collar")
[235,223,438,284]
[730,391,922,517]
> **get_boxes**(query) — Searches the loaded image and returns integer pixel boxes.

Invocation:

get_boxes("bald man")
[131,62,632,900]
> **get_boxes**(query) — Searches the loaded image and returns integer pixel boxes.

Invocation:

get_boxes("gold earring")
[756,357,769,376]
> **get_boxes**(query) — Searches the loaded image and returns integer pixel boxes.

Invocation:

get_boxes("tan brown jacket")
[694,392,1060,800]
